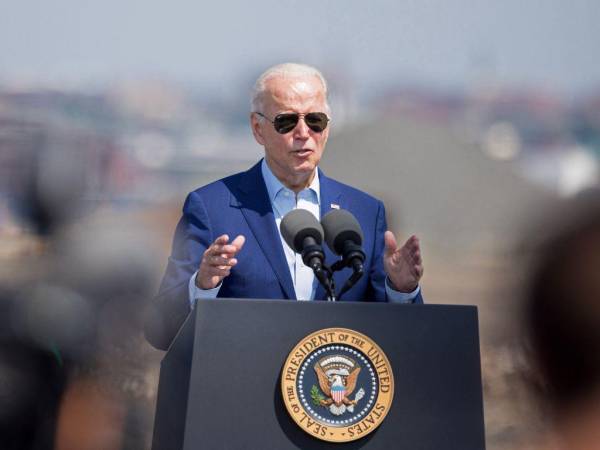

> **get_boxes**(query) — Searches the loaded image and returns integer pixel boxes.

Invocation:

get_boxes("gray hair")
[250,63,329,113]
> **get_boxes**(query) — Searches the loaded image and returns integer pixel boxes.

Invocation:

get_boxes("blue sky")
[1,0,598,95]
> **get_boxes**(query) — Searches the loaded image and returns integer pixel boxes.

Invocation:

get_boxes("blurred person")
[0,121,155,449]
[523,190,600,449]
[0,329,128,450]
[146,63,425,350]
[0,306,67,450]
[54,376,127,450]
[0,242,133,450]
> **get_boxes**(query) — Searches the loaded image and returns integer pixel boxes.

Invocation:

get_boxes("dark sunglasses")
[255,111,330,134]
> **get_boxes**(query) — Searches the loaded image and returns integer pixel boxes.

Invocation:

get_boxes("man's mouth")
[293,149,313,156]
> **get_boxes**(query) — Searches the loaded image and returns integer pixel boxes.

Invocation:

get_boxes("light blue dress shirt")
[188,159,420,305]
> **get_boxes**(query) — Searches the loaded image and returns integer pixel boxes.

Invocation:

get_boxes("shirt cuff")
[385,278,420,303]
[188,271,221,307]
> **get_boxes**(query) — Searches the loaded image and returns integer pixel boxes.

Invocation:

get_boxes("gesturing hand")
[196,234,245,290]
[383,231,423,293]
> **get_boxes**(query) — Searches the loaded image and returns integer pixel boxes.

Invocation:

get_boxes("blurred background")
[0,1,599,448]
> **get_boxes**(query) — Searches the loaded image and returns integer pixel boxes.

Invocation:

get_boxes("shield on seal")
[331,384,346,404]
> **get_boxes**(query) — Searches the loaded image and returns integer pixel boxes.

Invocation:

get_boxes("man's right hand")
[196,234,245,290]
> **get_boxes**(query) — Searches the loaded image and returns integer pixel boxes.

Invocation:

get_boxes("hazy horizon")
[1,0,599,97]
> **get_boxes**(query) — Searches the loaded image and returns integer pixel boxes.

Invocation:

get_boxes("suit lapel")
[231,161,296,300]
[315,170,343,301]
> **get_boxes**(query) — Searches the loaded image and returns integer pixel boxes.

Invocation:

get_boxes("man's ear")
[250,113,266,146]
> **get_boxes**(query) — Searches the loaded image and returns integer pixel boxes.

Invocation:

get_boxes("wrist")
[195,273,215,290]
[388,276,417,293]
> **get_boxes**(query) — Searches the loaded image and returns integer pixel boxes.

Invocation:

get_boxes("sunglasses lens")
[273,114,299,134]
[272,112,329,134]
[305,112,329,132]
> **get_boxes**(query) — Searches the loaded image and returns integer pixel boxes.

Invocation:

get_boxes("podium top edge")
[194,298,479,311]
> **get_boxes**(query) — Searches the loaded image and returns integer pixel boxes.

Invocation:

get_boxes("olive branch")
[310,385,325,407]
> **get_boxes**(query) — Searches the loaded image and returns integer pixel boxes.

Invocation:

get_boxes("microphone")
[321,209,366,272]
[280,209,335,300]
[321,209,366,298]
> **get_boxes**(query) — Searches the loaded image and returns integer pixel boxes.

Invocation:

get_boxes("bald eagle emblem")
[312,355,365,416]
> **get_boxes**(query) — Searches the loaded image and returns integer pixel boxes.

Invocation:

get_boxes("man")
[145,63,423,350]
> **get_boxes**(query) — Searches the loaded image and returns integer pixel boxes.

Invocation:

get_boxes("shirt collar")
[261,158,320,204]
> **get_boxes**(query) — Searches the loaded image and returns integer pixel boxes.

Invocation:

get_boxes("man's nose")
[293,116,310,139]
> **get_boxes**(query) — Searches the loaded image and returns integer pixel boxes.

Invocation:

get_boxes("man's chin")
[293,161,317,175]
[293,155,320,170]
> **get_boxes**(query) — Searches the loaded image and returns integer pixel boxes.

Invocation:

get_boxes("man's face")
[251,75,329,189]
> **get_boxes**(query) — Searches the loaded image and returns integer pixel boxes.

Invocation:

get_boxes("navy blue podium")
[151,299,485,450]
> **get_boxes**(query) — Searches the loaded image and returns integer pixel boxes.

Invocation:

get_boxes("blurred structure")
[0,117,164,449]
[520,191,600,450]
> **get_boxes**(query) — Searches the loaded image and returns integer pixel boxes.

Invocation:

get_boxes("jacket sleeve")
[145,191,213,350]
[367,200,389,301]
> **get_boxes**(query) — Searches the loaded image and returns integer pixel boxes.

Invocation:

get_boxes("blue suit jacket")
[145,160,423,349]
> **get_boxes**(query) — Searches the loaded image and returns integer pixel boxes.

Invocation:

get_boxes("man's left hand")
[383,231,424,292]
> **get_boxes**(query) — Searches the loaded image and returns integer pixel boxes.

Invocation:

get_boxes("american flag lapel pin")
[330,203,340,210]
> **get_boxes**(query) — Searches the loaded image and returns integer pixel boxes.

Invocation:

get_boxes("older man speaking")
[146,63,424,350]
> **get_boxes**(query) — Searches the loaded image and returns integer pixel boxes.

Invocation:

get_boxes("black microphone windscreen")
[280,209,324,252]
[321,209,364,255]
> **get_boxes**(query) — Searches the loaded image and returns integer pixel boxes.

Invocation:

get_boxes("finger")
[412,249,422,265]
[205,234,232,256]
[209,244,239,255]
[230,235,246,252]
[403,235,419,251]
[406,245,420,261]
[404,237,421,261]
[384,231,398,257]
[214,234,229,245]
[207,255,237,266]
[413,264,424,279]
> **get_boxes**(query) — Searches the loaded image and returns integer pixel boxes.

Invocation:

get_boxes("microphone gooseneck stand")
[301,237,337,301]
[310,244,365,301]
[329,241,365,300]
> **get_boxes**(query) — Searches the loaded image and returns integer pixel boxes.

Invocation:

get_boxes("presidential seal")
[281,328,394,443]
